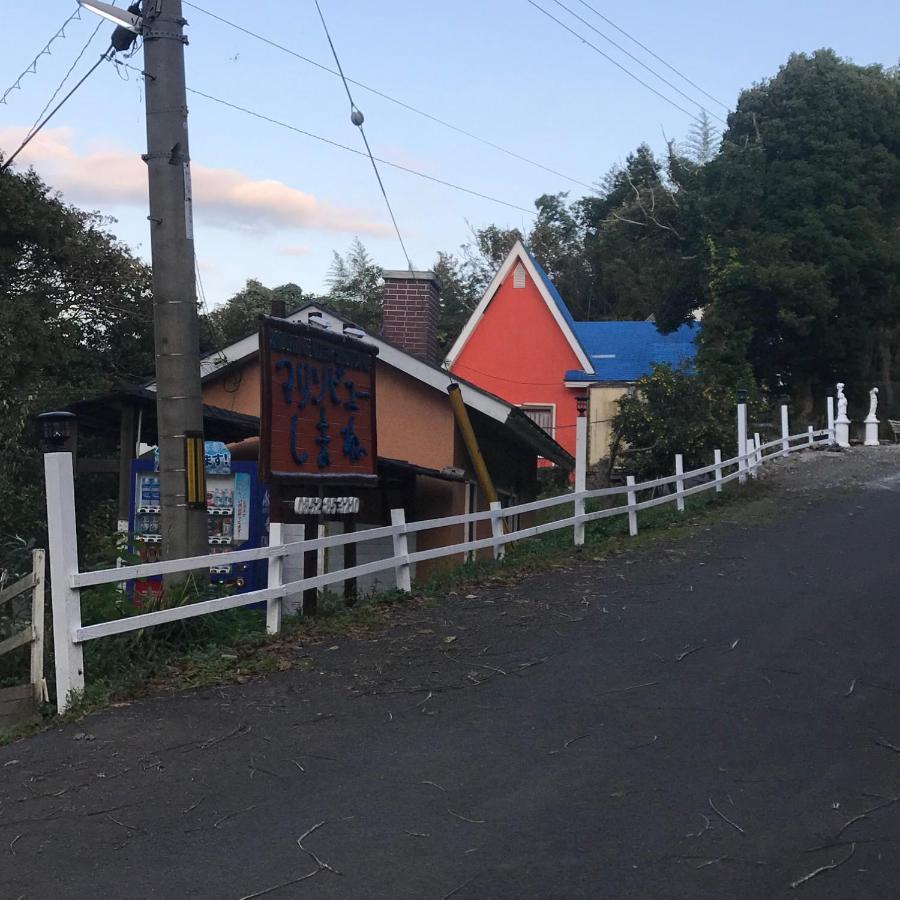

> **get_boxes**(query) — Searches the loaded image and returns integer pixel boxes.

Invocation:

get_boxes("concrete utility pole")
[142,0,208,561]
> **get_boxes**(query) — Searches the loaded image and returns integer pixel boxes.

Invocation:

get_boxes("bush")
[611,363,752,480]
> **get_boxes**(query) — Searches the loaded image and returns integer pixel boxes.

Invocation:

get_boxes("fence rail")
[0,549,47,707]
[44,421,835,712]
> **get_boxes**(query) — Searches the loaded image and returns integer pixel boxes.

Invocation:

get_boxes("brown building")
[189,271,572,595]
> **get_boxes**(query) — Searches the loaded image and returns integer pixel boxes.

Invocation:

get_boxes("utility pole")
[141,0,208,562]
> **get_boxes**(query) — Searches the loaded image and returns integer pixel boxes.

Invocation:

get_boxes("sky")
[1,1,897,309]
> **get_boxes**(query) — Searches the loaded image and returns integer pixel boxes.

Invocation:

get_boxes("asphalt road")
[2,450,899,899]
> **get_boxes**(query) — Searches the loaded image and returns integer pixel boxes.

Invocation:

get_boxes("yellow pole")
[447,383,498,505]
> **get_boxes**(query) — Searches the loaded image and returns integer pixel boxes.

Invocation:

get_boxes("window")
[521,405,554,435]
[513,262,526,289]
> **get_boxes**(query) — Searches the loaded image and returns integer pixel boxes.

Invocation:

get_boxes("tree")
[684,110,719,164]
[693,51,900,407]
[0,163,154,560]
[202,279,304,349]
[610,364,739,480]
[324,238,384,333]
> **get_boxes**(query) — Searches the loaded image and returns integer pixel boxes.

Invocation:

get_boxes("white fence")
[45,423,833,711]
[0,549,47,712]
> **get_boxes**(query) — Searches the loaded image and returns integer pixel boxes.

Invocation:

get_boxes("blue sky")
[1,1,896,307]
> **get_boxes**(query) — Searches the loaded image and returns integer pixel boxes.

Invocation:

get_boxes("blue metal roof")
[523,247,580,333]
[520,243,698,383]
[565,321,698,383]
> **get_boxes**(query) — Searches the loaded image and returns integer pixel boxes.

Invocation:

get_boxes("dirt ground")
[1,445,899,898]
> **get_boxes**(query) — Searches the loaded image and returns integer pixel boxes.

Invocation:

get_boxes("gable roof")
[444,239,594,374]
[172,300,573,469]
[565,322,698,383]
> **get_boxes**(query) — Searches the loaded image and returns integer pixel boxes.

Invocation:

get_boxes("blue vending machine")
[128,443,268,597]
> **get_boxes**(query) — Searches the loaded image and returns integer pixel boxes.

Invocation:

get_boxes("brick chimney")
[382,270,440,363]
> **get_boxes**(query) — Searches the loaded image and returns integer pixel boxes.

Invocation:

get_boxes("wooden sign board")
[259,317,379,485]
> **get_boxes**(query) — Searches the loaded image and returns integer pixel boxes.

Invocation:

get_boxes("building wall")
[203,362,261,415]
[203,358,457,473]
[375,365,456,470]
[448,254,585,457]
[588,385,630,465]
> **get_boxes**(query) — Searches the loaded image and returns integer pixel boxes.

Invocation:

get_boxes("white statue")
[867,387,879,420]
[836,383,848,420]
[865,386,880,445]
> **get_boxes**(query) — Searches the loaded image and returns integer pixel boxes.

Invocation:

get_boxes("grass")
[0,477,780,746]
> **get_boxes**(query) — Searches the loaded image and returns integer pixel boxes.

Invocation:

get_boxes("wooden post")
[626,475,638,536]
[826,395,835,445]
[737,392,748,484]
[490,500,505,560]
[30,549,46,705]
[343,519,358,606]
[675,454,685,513]
[713,449,723,493]
[44,452,84,713]
[266,522,284,634]
[749,437,759,478]
[391,508,411,592]
[116,404,138,530]
[754,431,762,469]
[781,403,790,457]
[573,414,587,546]
[808,424,814,446]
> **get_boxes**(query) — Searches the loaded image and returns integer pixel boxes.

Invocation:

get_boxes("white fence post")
[781,402,790,457]
[826,395,835,445]
[30,549,46,704]
[44,452,84,713]
[714,449,723,493]
[573,413,587,546]
[807,425,814,446]
[489,500,505,560]
[675,454,685,512]
[754,431,762,469]
[266,522,285,633]
[626,476,638,536]
[748,437,759,478]
[737,390,749,484]
[390,508,412,592]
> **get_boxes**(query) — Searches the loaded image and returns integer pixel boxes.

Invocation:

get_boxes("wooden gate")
[0,550,46,728]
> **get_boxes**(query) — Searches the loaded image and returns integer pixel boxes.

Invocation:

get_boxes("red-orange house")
[445,240,697,464]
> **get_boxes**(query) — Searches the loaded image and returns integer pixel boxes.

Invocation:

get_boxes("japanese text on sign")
[260,319,378,484]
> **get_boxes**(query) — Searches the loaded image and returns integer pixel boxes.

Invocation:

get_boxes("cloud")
[0,127,389,236]
[278,244,311,257]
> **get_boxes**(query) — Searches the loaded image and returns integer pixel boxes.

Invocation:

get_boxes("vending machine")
[128,442,268,595]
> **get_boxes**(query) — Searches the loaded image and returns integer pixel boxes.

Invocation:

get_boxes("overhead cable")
[313,0,416,274]
[525,0,707,125]
[183,86,538,217]
[25,18,105,140]
[182,0,595,191]
[0,7,84,106]
[1,47,114,174]
[574,0,729,111]
[547,0,726,124]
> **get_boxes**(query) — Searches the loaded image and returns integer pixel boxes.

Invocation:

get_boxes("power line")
[0,7,85,106]
[574,0,729,112]
[1,48,114,174]
[181,0,595,192]
[525,0,706,125]
[180,85,538,217]
[546,0,726,125]
[25,18,105,140]
[313,0,416,275]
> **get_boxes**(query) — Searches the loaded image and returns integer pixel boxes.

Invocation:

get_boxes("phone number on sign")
[294,496,360,515]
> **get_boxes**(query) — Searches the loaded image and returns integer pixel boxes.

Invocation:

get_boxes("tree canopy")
[0,163,154,562]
